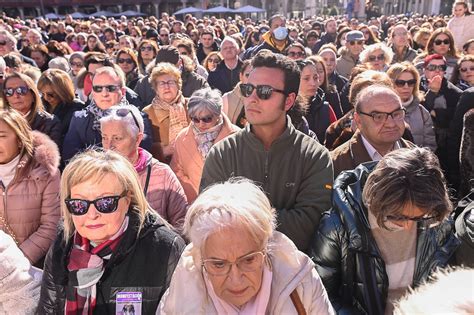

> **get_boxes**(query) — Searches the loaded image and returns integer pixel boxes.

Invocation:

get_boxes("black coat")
[207,59,243,94]
[37,212,185,314]
[44,98,85,138]
[305,88,333,143]
[30,111,62,149]
[310,162,460,315]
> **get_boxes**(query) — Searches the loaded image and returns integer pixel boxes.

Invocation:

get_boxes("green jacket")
[200,118,334,251]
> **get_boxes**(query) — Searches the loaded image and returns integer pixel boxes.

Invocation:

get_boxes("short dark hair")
[250,49,300,95]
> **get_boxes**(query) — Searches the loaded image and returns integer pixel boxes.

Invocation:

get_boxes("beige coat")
[170,114,239,203]
[0,131,60,264]
[222,84,245,125]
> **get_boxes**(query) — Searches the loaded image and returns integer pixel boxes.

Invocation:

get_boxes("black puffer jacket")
[310,162,460,315]
[37,211,185,314]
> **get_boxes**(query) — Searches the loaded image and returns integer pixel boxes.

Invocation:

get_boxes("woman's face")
[70,57,84,76]
[286,47,306,61]
[432,34,450,56]
[315,62,326,87]
[394,71,416,102]
[239,66,252,84]
[117,53,135,74]
[459,60,474,85]
[466,42,474,55]
[4,77,34,115]
[367,49,386,71]
[207,56,221,72]
[361,28,370,41]
[119,38,134,49]
[140,44,155,60]
[40,84,61,108]
[77,36,86,46]
[0,120,21,164]
[70,173,130,245]
[299,64,320,98]
[101,120,140,162]
[392,26,409,47]
[87,37,97,49]
[155,74,179,102]
[320,50,336,74]
[190,108,220,132]
[31,51,47,68]
[419,34,430,49]
[202,226,264,307]
[453,4,467,17]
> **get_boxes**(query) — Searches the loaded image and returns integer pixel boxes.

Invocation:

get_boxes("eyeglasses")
[0,40,7,46]
[191,115,213,124]
[208,58,220,64]
[116,108,141,132]
[92,85,121,93]
[394,79,417,87]
[64,192,127,216]
[460,66,474,73]
[368,54,385,62]
[240,83,286,100]
[70,61,84,67]
[349,40,364,46]
[425,64,447,72]
[202,251,265,276]
[41,91,57,99]
[434,39,450,46]
[357,108,406,123]
[140,46,154,51]
[117,58,134,64]
[385,214,437,224]
[156,80,177,88]
[3,86,30,97]
[288,51,306,58]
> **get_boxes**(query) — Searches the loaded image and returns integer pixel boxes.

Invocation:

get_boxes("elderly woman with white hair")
[171,88,239,203]
[359,43,394,72]
[157,179,335,315]
[100,104,188,229]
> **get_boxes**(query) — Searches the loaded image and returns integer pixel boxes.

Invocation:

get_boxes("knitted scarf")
[192,117,224,159]
[151,92,188,144]
[65,216,129,315]
[86,97,129,131]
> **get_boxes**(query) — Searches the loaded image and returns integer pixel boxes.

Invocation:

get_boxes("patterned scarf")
[86,97,129,131]
[151,92,188,144]
[192,117,224,158]
[65,216,129,315]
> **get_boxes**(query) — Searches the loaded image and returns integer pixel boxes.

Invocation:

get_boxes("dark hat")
[346,30,365,42]
[145,28,159,39]
[155,45,180,65]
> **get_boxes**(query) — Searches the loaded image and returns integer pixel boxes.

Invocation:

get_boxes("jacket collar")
[244,116,296,151]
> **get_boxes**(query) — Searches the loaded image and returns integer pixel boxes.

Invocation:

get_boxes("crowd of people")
[0,1,473,314]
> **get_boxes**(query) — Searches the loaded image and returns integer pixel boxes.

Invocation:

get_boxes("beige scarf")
[151,92,188,143]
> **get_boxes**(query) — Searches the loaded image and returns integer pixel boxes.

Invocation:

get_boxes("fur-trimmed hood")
[17,131,60,178]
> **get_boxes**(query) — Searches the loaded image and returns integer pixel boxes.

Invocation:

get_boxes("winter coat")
[310,162,460,315]
[37,211,186,314]
[157,232,335,315]
[44,98,85,139]
[170,114,239,203]
[29,111,62,149]
[448,14,474,50]
[138,149,188,229]
[0,131,60,264]
[222,84,245,126]
[404,97,437,151]
[336,49,358,80]
[242,31,292,60]
[305,88,337,143]
[391,46,418,64]
[196,41,219,64]
[455,191,474,267]
[207,59,243,94]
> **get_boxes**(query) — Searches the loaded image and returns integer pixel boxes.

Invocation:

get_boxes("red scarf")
[83,73,93,98]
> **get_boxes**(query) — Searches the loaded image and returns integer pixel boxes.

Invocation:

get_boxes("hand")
[428,75,442,93]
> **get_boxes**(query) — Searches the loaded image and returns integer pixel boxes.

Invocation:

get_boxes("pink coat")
[170,114,240,203]
[0,131,60,264]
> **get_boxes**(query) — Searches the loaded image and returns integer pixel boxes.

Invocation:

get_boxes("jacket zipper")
[0,181,7,222]
[263,151,269,191]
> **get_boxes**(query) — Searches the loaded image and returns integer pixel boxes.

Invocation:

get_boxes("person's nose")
[227,263,244,284]
[86,203,100,219]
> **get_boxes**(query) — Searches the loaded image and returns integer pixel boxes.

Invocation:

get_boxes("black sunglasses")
[92,85,121,93]
[3,86,30,97]
[368,54,385,62]
[425,64,447,72]
[385,214,436,223]
[240,83,286,100]
[116,108,141,132]
[0,40,7,46]
[117,58,134,64]
[64,192,127,216]
[140,46,154,51]
[434,39,450,46]
[349,40,364,46]
[191,115,213,124]
[394,79,417,87]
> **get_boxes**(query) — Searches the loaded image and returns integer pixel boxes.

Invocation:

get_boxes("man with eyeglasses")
[158,28,170,45]
[200,50,333,253]
[336,30,365,79]
[331,85,414,178]
[207,36,242,94]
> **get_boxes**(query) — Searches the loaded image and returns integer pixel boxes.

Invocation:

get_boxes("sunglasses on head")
[64,192,127,216]
[394,79,417,87]
[3,86,30,97]
[117,58,134,64]
[92,85,121,93]
[191,115,214,124]
[140,46,154,51]
[434,39,450,46]
[425,64,447,72]
[368,54,385,62]
[460,66,474,73]
[240,83,286,100]
[116,108,141,132]
[349,40,364,46]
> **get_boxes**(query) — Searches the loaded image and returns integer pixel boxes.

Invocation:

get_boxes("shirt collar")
[360,134,400,161]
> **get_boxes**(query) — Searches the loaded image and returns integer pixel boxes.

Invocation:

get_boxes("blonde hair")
[387,62,422,100]
[149,62,182,91]
[60,149,152,241]
[0,109,34,159]
[359,42,394,65]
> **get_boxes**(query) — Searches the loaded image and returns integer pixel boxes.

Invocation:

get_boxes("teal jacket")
[200,118,334,251]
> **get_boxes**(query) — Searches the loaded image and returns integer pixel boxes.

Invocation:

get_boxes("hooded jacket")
[243,31,292,60]
[305,88,337,143]
[0,131,61,264]
[157,231,335,315]
[336,48,359,80]
[403,96,437,151]
[310,162,460,315]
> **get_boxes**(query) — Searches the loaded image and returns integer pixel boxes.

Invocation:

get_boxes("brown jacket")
[0,131,60,264]
[170,114,239,203]
[330,130,415,178]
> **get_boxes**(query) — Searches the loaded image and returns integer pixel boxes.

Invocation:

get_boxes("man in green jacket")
[200,50,333,252]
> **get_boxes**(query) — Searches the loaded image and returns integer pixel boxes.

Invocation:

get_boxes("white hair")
[100,104,144,138]
[0,56,5,71]
[48,57,70,73]
[187,88,222,118]
[359,43,394,64]
[355,84,401,111]
[184,178,277,251]
[220,36,239,50]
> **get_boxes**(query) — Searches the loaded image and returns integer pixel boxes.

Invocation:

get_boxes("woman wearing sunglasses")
[115,48,143,90]
[157,178,334,315]
[202,51,222,73]
[100,104,188,228]
[37,149,185,314]
[171,88,239,203]
[1,72,62,148]
[387,62,437,151]
[359,43,393,72]
[311,147,459,315]
[0,110,60,266]
[452,54,474,90]
[137,40,158,75]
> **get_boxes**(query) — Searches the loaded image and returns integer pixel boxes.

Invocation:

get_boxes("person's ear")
[284,92,296,111]
[136,132,144,146]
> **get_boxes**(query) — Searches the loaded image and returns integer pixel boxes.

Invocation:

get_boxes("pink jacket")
[170,114,240,203]
[137,149,188,229]
[0,131,60,264]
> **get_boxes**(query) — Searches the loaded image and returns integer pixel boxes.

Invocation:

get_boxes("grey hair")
[184,178,277,251]
[93,66,125,88]
[359,43,394,64]
[0,57,5,71]
[69,52,85,62]
[48,57,70,73]
[354,84,401,112]
[187,88,223,118]
[99,104,144,138]
[0,30,17,48]
[220,36,239,50]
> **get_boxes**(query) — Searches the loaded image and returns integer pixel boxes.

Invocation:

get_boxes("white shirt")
[360,134,401,161]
